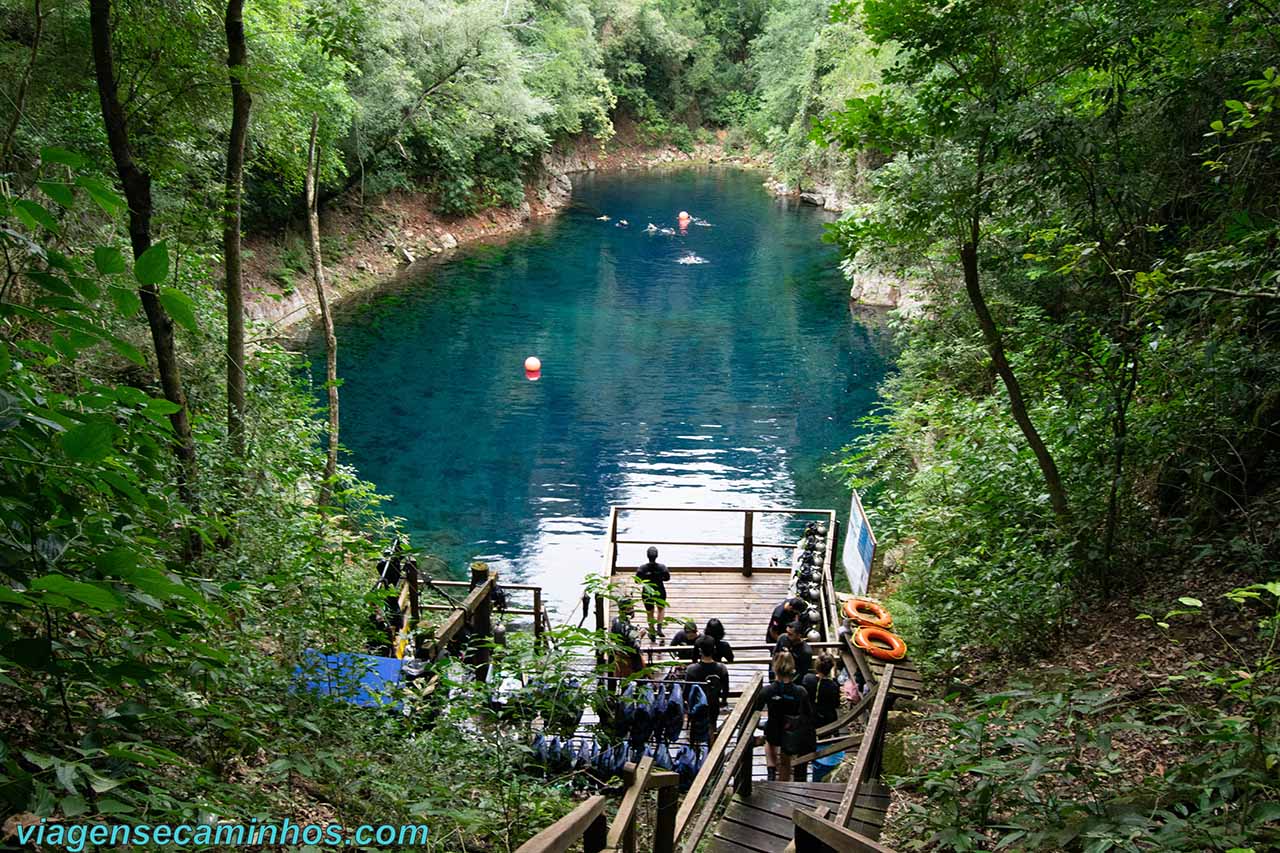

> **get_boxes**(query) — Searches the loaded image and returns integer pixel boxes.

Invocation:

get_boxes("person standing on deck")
[765,597,807,643]
[774,619,814,680]
[685,635,730,740]
[636,546,670,637]
[802,654,840,728]
[756,650,816,781]
[610,598,645,680]
[670,620,700,661]
[704,618,735,662]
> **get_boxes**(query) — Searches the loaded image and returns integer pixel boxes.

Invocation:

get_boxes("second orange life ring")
[842,597,893,629]
[854,626,908,661]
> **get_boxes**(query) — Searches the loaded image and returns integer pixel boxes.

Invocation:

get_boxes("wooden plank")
[723,800,795,838]
[714,817,786,852]
[836,665,894,827]
[679,709,763,853]
[515,795,608,853]
[791,731,862,766]
[792,808,897,853]
[673,672,764,841]
[607,755,654,852]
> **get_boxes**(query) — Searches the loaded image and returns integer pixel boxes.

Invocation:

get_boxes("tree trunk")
[960,240,1070,523]
[89,0,200,511]
[306,115,339,505]
[223,0,251,457]
[0,0,43,170]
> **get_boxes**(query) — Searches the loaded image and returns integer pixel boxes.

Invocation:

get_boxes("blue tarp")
[296,649,406,707]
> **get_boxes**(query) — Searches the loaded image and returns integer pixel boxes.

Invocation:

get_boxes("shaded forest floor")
[877,563,1270,848]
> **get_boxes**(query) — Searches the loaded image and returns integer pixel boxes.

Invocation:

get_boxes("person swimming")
[676,253,708,265]
[596,214,611,221]
[660,227,676,235]
[615,219,629,227]
[645,223,658,233]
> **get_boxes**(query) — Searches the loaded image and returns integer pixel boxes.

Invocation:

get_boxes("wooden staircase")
[709,780,890,852]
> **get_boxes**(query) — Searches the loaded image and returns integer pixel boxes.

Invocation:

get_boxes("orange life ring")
[854,626,908,661]
[842,597,893,629]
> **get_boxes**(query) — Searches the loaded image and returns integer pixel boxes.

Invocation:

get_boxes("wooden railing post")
[533,586,544,648]
[403,558,421,658]
[735,734,754,797]
[742,510,754,576]
[655,783,678,853]
[469,563,493,682]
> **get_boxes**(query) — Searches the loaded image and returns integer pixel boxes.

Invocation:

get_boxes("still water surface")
[318,168,891,615]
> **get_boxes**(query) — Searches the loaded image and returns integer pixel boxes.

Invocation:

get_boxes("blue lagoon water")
[316,169,890,614]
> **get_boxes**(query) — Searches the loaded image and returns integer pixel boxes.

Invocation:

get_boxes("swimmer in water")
[693,217,713,227]
[676,252,708,265]
[660,227,676,235]
[615,219,629,227]
[645,223,658,232]
[596,215,611,221]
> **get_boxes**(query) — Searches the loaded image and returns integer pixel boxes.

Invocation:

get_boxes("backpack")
[779,685,816,756]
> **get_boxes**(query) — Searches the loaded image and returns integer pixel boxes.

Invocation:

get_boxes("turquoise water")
[317,169,890,614]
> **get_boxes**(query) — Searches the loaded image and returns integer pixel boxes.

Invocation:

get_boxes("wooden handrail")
[612,506,837,515]
[672,672,765,841]
[678,710,762,853]
[793,807,897,853]
[515,794,608,853]
[612,538,799,549]
[606,755,654,852]
[835,664,895,828]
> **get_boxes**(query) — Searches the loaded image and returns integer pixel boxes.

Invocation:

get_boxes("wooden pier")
[518,503,922,853]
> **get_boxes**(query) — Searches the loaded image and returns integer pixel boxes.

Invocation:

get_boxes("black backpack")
[780,685,816,756]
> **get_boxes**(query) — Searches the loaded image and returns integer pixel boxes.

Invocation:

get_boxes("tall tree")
[224,0,251,457]
[305,115,339,505]
[822,0,1083,524]
[88,0,200,508]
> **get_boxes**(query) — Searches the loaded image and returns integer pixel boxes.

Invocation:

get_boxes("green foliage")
[827,0,1280,676]
[895,585,1280,851]
[0,163,576,841]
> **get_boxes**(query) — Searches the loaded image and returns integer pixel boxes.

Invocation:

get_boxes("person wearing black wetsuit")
[802,654,840,728]
[756,650,816,781]
[670,620,700,661]
[685,635,730,738]
[773,620,813,680]
[704,618,735,662]
[636,546,670,636]
[610,598,644,679]
[765,597,807,643]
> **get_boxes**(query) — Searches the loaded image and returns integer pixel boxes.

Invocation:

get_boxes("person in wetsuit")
[636,546,670,636]
[774,619,813,681]
[756,650,816,781]
[802,654,840,729]
[610,598,645,679]
[765,597,807,643]
[685,635,730,739]
[670,620,700,661]
[704,618,735,663]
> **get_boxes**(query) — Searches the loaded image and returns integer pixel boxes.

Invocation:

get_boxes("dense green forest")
[2,0,1278,848]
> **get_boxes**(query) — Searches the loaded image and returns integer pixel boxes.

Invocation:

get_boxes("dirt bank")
[245,128,767,337]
